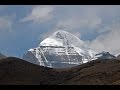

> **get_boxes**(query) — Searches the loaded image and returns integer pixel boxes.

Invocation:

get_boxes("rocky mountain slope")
[95,51,116,60]
[0,57,120,85]
[23,30,96,68]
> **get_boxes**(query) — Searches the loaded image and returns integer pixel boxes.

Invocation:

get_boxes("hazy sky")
[0,5,120,58]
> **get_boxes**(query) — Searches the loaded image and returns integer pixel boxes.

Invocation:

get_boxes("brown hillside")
[0,57,120,85]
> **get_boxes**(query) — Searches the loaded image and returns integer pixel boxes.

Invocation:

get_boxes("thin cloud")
[55,10,102,31]
[90,22,120,54]
[21,5,54,23]
[0,16,13,32]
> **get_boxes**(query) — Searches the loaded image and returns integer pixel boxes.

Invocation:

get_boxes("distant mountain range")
[95,51,116,59]
[23,30,96,68]
[23,30,117,68]
[0,30,119,85]
[0,57,120,85]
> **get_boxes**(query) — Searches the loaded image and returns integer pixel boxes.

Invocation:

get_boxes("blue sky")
[0,5,120,58]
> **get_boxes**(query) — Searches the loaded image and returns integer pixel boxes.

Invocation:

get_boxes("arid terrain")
[0,57,120,85]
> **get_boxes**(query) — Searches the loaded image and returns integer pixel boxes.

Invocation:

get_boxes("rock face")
[23,30,96,68]
[95,51,116,60]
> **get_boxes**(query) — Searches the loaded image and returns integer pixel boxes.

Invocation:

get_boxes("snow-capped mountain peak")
[23,30,96,68]
[40,30,85,48]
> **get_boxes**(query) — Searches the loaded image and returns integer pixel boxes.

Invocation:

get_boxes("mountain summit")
[40,30,85,47]
[23,30,96,68]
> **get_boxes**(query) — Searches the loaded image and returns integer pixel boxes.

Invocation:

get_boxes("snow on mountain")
[95,51,116,59]
[40,30,85,47]
[23,30,97,68]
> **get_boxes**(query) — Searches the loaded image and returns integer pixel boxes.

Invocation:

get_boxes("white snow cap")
[40,30,85,48]
[23,30,98,68]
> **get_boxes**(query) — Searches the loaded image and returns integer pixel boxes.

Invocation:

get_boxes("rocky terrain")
[23,30,96,68]
[0,57,120,85]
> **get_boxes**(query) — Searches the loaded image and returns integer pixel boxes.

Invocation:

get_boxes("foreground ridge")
[0,57,120,85]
